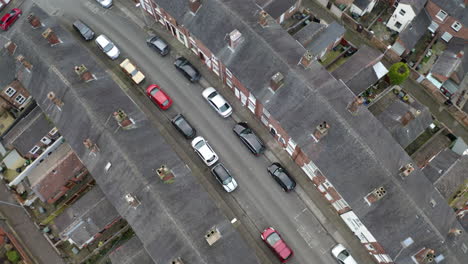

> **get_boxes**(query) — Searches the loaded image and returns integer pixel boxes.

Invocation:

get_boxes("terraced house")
[137,0,468,263]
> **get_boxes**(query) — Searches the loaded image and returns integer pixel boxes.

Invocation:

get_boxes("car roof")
[96,35,109,45]
[210,94,226,108]
[212,164,230,181]
[173,115,193,134]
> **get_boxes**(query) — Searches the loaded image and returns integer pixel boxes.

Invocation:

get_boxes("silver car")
[95,35,120,60]
[95,0,113,8]
[202,87,232,118]
[211,163,238,192]
[191,136,219,166]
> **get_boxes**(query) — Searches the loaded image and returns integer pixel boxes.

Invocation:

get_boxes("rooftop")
[398,10,431,51]
[304,22,346,56]
[431,0,468,25]
[151,0,468,262]
[255,0,297,19]
[1,5,259,264]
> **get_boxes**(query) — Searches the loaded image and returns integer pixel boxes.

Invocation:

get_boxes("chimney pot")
[258,10,269,26]
[47,92,64,107]
[299,51,314,68]
[189,0,202,14]
[456,51,464,58]
[74,65,95,82]
[270,72,284,91]
[313,121,329,141]
[113,109,135,129]
[42,28,61,45]
[5,41,17,55]
[228,29,243,50]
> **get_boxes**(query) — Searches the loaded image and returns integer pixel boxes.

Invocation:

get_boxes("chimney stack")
[42,28,61,45]
[449,228,462,236]
[400,111,415,126]
[205,227,222,246]
[74,65,95,82]
[47,92,63,107]
[413,248,435,264]
[270,72,284,91]
[16,55,33,71]
[83,138,100,153]
[258,10,269,27]
[400,163,414,178]
[5,41,17,55]
[456,51,464,58]
[299,51,314,68]
[156,165,175,183]
[347,96,364,113]
[313,121,330,141]
[171,258,185,264]
[189,0,202,14]
[365,187,387,205]
[113,109,135,130]
[125,194,140,207]
[27,14,41,28]
[228,29,243,50]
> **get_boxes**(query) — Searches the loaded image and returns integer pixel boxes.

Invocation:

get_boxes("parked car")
[174,57,201,82]
[267,163,296,192]
[120,58,145,84]
[331,244,358,264]
[95,0,112,8]
[72,20,95,40]
[233,122,265,155]
[261,227,293,263]
[191,136,218,166]
[171,114,196,139]
[146,84,172,110]
[95,34,120,60]
[211,163,238,192]
[0,8,22,31]
[202,87,232,118]
[146,35,170,56]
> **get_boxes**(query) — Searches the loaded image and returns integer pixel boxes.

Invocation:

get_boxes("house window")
[29,145,40,155]
[395,22,402,29]
[4,87,16,97]
[399,9,406,16]
[49,127,59,136]
[15,94,26,104]
[451,21,462,32]
[225,68,233,78]
[436,10,448,21]
[226,78,233,88]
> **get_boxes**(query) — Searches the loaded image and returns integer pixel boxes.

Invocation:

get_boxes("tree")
[388,62,410,85]
[6,250,20,263]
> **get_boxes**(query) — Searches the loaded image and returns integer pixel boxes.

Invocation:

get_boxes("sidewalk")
[116,1,377,263]
[0,184,65,264]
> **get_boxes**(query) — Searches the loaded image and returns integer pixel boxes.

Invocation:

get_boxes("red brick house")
[426,0,468,42]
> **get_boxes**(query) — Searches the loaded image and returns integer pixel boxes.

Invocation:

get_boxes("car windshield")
[182,65,196,76]
[219,103,230,112]
[337,250,350,261]
[103,43,113,52]
[130,69,138,76]
[241,128,252,135]
[194,140,205,149]
[162,100,169,106]
[207,91,217,99]
[150,87,160,95]
[153,39,167,50]
[266,232,281,247]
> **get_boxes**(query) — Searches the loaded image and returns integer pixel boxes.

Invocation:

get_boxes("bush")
[388,62,410,85]
[6,250,20,263]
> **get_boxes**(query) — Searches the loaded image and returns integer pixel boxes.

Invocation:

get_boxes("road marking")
[83,1,101,14]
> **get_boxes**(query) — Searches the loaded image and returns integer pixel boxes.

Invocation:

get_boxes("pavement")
[114,0,377,263]
[0,183,65,264]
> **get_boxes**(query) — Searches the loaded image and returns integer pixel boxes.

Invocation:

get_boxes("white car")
[191,136,219,166]
[95,0,113,8]
[331,244,358,264]
[202,87,232,118]
[95,35,120,60]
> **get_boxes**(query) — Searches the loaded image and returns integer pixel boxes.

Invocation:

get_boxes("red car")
[261,227,293,263]
[146,84,172,110]
[0,8,22,31]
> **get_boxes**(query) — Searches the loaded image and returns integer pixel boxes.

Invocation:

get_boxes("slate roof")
[255,0,297,19]
[376,99,433,148]
[1,5,259,264]
[28,143,84,202]
[293,21,326,46]
[401,0,428,14]
[54,187,120,248]
[109,236,154,264]
[398,9,431,51]
[332,45,383,84]
[1,106,53,156]
[305,22,346,56]
[149,1,468,262]
[353,0,373,10]
[431,0,468,25]
[343,66,379,95]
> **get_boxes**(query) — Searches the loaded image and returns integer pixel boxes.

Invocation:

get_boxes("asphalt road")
[30,0,343,263]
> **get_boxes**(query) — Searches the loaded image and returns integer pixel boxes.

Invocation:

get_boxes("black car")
[72,20,95,41]
[267,163,296,192]
[171,114,196,139]
[146,35,170,56]
[233,122,265,155]
[174,57,201,82]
